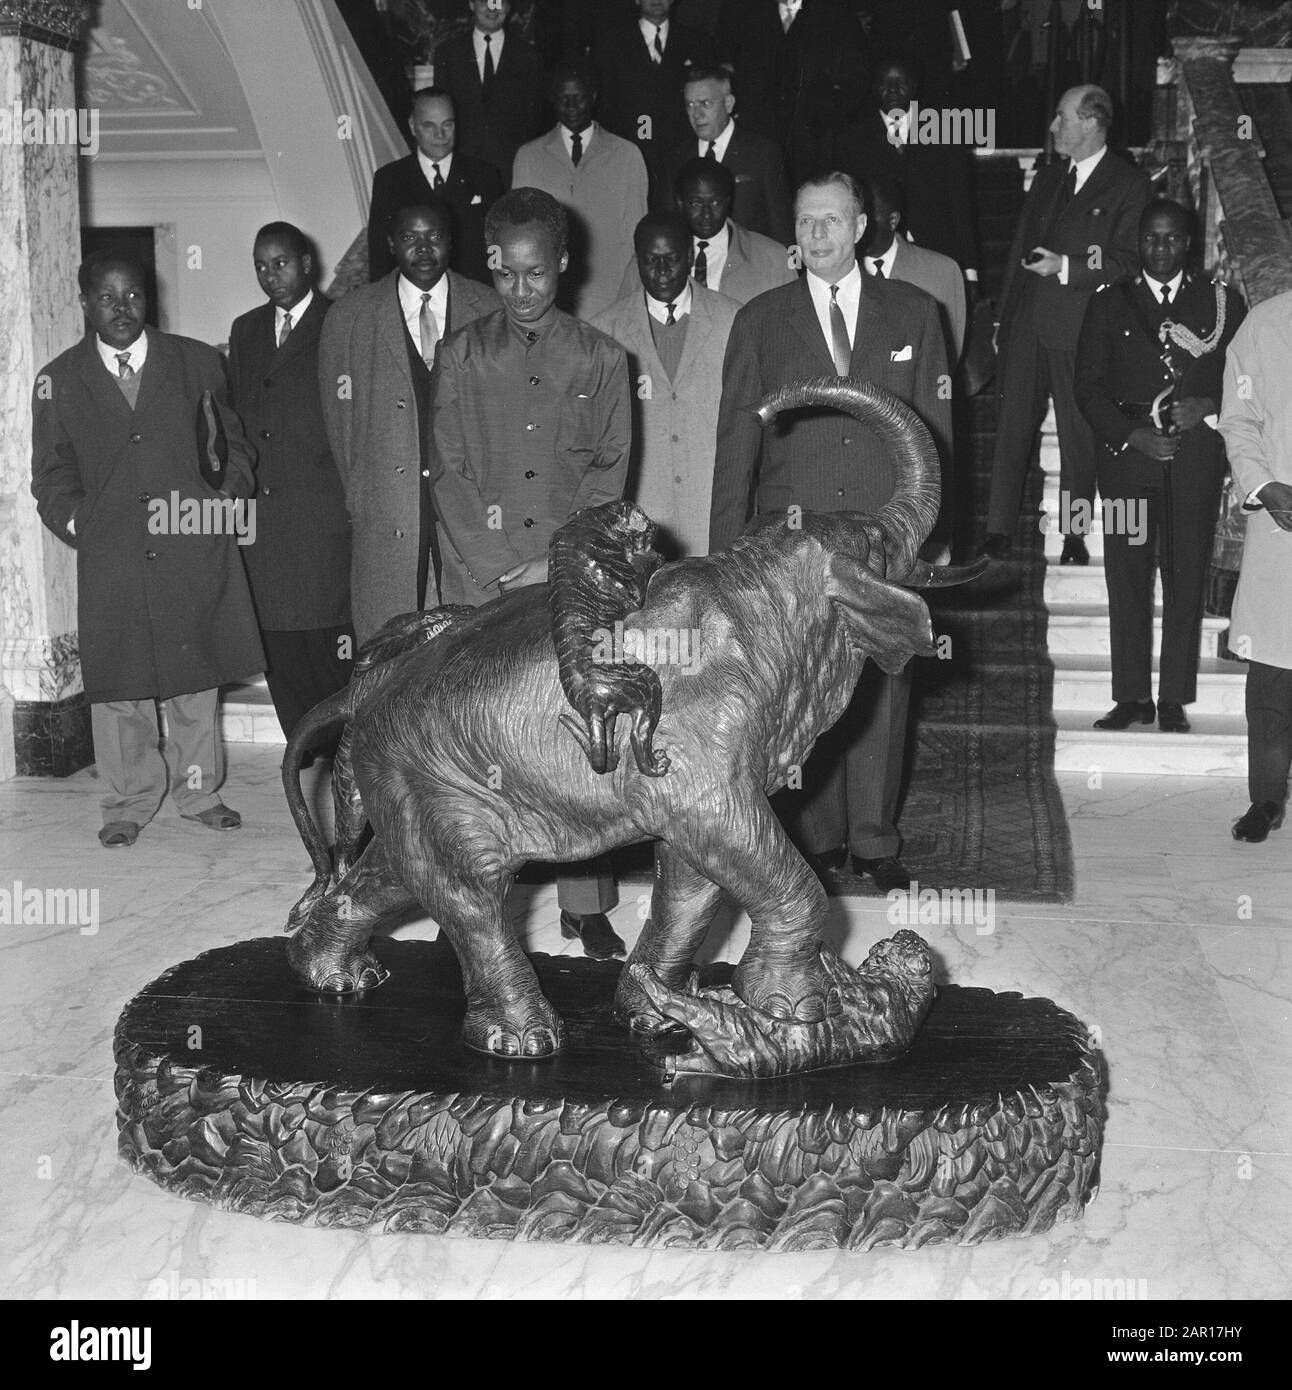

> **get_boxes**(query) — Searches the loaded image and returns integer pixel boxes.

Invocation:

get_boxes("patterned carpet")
[830,391,1075,901]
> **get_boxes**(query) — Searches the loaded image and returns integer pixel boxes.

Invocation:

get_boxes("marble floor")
[1,747,1288,1301]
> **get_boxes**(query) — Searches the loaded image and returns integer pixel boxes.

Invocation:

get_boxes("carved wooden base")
[114,938,1105,1249]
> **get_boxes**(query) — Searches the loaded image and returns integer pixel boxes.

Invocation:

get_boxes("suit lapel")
[380,274,415,384]
[131,328,179,423]
[675,284,715,383]
[269,293,325,377]
[77,336,135,430]
[725,222,747,273]
[630,295,670,388]
[789,276,837,374]
[850,275,898,376]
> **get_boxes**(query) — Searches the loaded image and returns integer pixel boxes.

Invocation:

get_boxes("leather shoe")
[977,533,1011,559]
[852,855,913,893]
[1093,699,1155,730]
[560,910,626,961]
[808,846,847,874]
[1231,801,1284,843]
[1157,701,1190,733]
[1060,535,1090,565]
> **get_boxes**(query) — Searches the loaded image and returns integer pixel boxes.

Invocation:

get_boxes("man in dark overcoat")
[710,172,950,893]
[31,251,263,846]
[1074,198,1246,733]
[318,199,500,643]
[228,222,354,761]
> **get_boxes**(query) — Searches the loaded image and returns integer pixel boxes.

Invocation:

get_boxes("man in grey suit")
[592,209,741,558]
[318,199,500,643]
[618,158,796,305]
[710,172,951,892]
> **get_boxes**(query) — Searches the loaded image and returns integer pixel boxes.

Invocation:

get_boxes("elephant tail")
[283,685,362,889]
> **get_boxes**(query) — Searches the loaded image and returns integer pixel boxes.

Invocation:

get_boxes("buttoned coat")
[431,308,631,605]
[709,272,950,550]
[512,124,649,321]
[30,329,264,703]
[317,269,501,641]
[886,236,967,366]
[658,122,794,244]
[433,31,548,185]
[1219,288,1292,670]
[617,218,797,306]
[366,151,505,286]
[590,281,741,557]
[228,293,351,630]
[996,149,1152,355]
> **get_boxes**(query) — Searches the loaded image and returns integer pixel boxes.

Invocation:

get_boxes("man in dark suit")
[319,200,500,643]
[981,84,1152,562]
[367,87,504,286]
[228,223,354,764]
[31,251,263,846]
[656,64,793,243]
[837,52,979,287]
[710,172,950,891]
[431,188,629,958]
[714,0,868,184]
[1075,198,1245,734]
[592,0,714,185]
[433,0,548,187]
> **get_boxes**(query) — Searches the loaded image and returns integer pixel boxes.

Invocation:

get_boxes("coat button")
[837,488,845,497]
[129,432,141,443]
[263,377,273,389]
[842,437,852,445]
[525,422,537,431]
[396,466,405,474]
[262,485,272,496]
[258,429,271,440]
[394,529,405,538]
[422,468,430,478]
[145,550,157,560]
[525,470,535,479]
[529,375,540,385]
[137,492,150,503]
[397,400,407,409]
[523,517,534,527]
[672,434,680,443]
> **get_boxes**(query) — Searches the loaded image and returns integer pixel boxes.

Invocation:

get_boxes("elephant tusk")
[902,556,990,589]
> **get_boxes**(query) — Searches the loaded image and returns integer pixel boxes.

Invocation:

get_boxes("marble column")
[0,1,92,779]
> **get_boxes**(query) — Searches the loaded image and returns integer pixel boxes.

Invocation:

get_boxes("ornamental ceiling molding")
[0,0,92,47]
[82,30,187,111]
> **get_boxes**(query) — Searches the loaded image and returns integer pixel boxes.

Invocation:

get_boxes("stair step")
[1046,604,1227,657]
[1053,709,1246,776]
[1052,654,1247,715]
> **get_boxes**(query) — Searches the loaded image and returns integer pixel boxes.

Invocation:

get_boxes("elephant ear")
[826,554,937,673]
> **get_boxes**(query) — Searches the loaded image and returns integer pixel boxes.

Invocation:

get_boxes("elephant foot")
[614,957,694,1037]
[732,953,843,1024]
[286,933,390,995]
[462,994,566,1059]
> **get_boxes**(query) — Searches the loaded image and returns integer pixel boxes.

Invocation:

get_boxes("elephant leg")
[286,837,415,994]
[398,834,565,1059]
[615,843,723,1032]
[677,793,840,1025]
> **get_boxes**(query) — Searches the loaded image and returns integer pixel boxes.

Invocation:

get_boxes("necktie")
[871,259,885,278]
[694,240,709,285]
[277,312,292,348]
[653,25,664,61]
[666,301,676,325]
[885,112,904,148]
[780,2,798,34]
[1051,164,1077,225]
[482,34,495,94]
[829,284,851,376]
[1159,283,1172,306]
[432,161,445,190]
[419,292,438,366]
[115,352,134,380]
[702,141,715,161]
[571,131,583,166]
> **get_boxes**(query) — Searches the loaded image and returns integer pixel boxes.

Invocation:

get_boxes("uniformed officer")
[1074,198,1246,733]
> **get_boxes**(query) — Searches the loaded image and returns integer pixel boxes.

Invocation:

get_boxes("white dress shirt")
[1142,269,1183,304]
[700,117,736,162]
[560,122,595,160]
[417,149,453,187]
[864,239,900,278]
[275,289,313,344]
[806,261,862,356]
[473,27,504,82]
[1057,145,1107,285]
[645,281,693,323]
[96,329,148,376]
[884,107,911,147]
[639,16,669,59]
[398,273,448,351]
[779,0,803,31]
[693,219,731,291]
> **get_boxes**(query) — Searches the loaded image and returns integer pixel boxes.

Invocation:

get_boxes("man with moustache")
[618,158,795,305]
[433,0,547,187]
[980,84,1151,563]
[592,209,740,557]
[228,223,353,765]
[367,87,504,286]
[710,172,950,892]
[31,251,262,846]
[512,63,649,320]
[1075,198,1245,735]
[319,199,500,642]
[657,64,793,244]
[431,187,630,958]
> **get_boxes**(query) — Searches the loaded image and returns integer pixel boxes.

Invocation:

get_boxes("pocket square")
[890,345,913,362]
[470,194,483,205]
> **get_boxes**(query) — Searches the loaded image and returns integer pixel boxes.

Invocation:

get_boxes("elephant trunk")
[755,376,940,580]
